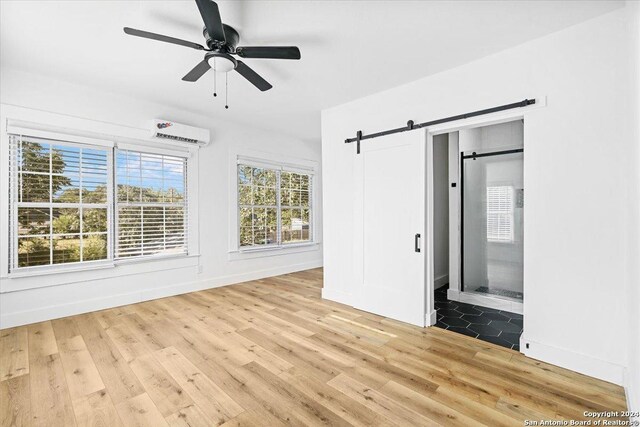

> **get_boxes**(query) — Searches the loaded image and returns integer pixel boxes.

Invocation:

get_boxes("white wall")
[0,67,323,328]
[432,134,449,289]
[459,120,524,152]
[322,3,637,391]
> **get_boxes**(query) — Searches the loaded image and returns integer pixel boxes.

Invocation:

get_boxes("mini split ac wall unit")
[150,119,210,146]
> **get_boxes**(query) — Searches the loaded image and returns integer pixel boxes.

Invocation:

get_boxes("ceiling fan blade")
[182,60,211,82]
[235,61,272,91]
[123,27,205,50]
[195,0,226,43]
[236,46,301,60]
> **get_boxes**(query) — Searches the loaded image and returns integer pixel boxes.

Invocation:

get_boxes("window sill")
[115,253,199,266]
[5,260,115,279]
[0,254,200,293]
[228,242,320,261]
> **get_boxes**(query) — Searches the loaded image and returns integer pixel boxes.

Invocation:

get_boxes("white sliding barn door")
[353,130,426,327]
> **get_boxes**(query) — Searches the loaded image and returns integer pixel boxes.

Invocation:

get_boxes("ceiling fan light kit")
[123,0,300,109]
[207,53,236,73]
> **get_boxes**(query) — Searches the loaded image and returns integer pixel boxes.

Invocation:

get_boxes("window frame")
[486,184,515,243]
[4,127,196,279]
[237,164,281,250]
[114,148,189,260]
[237,164,313,250]
[8,133,115,275]
[229,151,318,257]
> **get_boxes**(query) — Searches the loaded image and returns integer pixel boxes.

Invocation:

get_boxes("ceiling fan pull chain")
[213,58,217,97]
[225,73,229,109]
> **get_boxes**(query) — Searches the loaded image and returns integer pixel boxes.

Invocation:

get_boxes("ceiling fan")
[123,0,301,93]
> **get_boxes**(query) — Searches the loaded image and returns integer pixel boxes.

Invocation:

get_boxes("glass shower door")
[461,149,524,301]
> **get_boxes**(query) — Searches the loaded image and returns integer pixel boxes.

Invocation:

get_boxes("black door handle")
[415,233,421,253]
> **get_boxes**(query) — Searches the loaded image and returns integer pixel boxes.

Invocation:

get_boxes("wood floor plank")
[57,335,105,401]
[378,380,479,426]
[26,322,58,359]
[165,404,212,427]
[242,361,349,426]
[155,347,244,425]
[218,409,288,427]
[115,393,168,427]
[327,373,439,426]
[308,332,440,395]
[279,368,391,427]
[74,314,145,404]
[129,354,194,417]
[510,353,626,397]
[29,354,76,427]
[195,358,315,424]
[181,321,293,375]
[51,317,82,341]
[94,307,134,330]
[105,323,152,363]
[238,327,342,382]
[0,375,31,427]
[1,328,29,382]
[119,313,170,353]
[0,268,627,427]
[429,386,520,427]
[425,344,610,417]
[473,351,627,410]
[72,389,123,427]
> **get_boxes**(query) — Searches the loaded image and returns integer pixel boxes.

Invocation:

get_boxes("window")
[9,135,110,269]
[8,134,190,273]
[486,185,514,242]
[238,163,312,248]
[115,150,187,258]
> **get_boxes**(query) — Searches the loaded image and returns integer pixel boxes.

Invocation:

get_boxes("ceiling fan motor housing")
[204,24,239,52]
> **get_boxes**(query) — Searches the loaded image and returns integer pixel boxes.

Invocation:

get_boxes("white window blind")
[237,163,312,248]
[486,185,514,242]
[8,134,111,270]
[115,150,188,258]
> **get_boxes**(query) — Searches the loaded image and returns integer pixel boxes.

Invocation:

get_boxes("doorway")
[430,119,524,350]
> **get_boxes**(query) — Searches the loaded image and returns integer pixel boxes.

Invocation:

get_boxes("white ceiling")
[0,0,622,140]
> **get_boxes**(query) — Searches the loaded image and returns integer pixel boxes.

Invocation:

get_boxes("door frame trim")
[424,102,541,326]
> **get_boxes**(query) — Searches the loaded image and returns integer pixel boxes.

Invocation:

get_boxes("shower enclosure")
[461,148,524,302]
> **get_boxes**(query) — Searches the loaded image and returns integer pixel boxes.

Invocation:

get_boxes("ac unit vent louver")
[150,120,210,146]
[155,133,198,144]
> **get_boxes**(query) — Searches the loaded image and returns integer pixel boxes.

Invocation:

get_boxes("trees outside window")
[12,138,109,268]
[238,164,312,248]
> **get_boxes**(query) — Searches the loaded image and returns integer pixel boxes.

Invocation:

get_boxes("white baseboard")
[624,368,640,416]
[434,274,449,289]
[520,334,625,386]
[0,260,322,329]
[426,309,437,326]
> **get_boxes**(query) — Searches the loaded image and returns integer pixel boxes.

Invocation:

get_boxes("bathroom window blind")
[115,149,188,259]
[486,185,514,242]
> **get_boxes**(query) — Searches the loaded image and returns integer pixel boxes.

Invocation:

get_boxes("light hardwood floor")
[0,268,627,426]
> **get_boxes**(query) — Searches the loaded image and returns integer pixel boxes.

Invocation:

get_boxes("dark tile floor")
[434,285,523,351]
